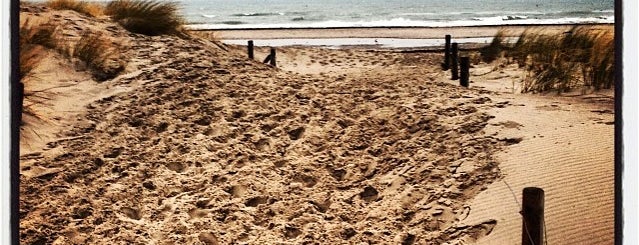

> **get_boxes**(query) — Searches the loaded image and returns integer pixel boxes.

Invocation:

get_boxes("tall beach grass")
[479,29,507,63]
[485,26,614,93]
[71,31,126,81]
[19,20,60,120]
[19,20,57,81]
[19,17,127,123]
[105,0,184,36]
[47,0,104,17]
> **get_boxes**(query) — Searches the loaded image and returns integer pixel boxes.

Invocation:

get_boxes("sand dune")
[19,5,613,245]
[463,85,614,244]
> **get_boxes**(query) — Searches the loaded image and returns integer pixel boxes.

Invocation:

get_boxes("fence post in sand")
[248,40,254,59]
[443,34,451,70]
[460,56,470,87]
[269,48,277,66]
[451,42,459,80]
[522,187,544,245]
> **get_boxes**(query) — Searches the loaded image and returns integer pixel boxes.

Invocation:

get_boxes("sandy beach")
[19,5,614,245]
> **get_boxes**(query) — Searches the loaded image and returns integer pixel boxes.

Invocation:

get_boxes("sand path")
[261,45,615,244]
[21,7,510,244]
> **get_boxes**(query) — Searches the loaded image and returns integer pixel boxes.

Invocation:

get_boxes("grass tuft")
[47,0,104,17]
[19,20,57,81]
[72,31,126,81]
[19,45,44,83]
[105,0,184,36]
[488,26,614,93]
[20,20,60,121]
[479,29,507,63]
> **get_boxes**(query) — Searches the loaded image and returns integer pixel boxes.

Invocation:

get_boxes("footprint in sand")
[284,225,302,239]
[188,208,208,219]
[226,185,247,198]
[492,120,523,129]
[120,207,141,220]
[165,162,185,173]
[359,186,379,202]
[245,196,269,207]
[292,174,318,187]
[287,127,305,140]
[198,232,219,245]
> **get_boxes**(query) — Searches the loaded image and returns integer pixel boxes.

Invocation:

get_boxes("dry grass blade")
[105,0,184,36]
[47,0,104,17]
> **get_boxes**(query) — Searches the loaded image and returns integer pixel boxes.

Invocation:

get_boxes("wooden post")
[442,35,451,70]
[247,40,254,59]
[460,56,470,87]
[522,187,544,245]
[269,48,276,67]
[451,43,459,80]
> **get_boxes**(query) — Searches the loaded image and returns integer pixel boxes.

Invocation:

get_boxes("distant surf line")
[187,16,614,30]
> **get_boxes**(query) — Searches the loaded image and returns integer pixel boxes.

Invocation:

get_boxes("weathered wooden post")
[269,48,276,67]
[247,40,254,59]
[442,34,451,70]
[522,187,544,245]
[460,56,470,87]
[451,42,459,80]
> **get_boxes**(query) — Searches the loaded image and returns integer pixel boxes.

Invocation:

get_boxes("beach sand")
[19,5,614,244]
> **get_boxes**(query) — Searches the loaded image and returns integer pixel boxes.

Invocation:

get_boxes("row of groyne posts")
[247,40,277,67]
[442,34,470,87]
[245,37,471,87]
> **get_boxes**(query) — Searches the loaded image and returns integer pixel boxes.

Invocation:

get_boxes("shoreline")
[190,23,614,40]
[220,37,511,49]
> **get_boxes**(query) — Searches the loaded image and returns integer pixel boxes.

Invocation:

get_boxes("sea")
[179,0,615,30]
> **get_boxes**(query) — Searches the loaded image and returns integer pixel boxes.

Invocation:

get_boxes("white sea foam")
[186,16,614,30]
[592,9,615,13]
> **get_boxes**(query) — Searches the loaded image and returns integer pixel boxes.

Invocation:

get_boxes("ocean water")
[179,0,615,29]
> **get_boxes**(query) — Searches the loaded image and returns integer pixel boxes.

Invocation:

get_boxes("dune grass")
[71,31,126,81]
[19,20,60,120]
[21,17,125,82]
[19,20,57,82]
[479,29,507,63]
[47,0,104,17]
[105,0,184,36]
[486,26,614,93]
